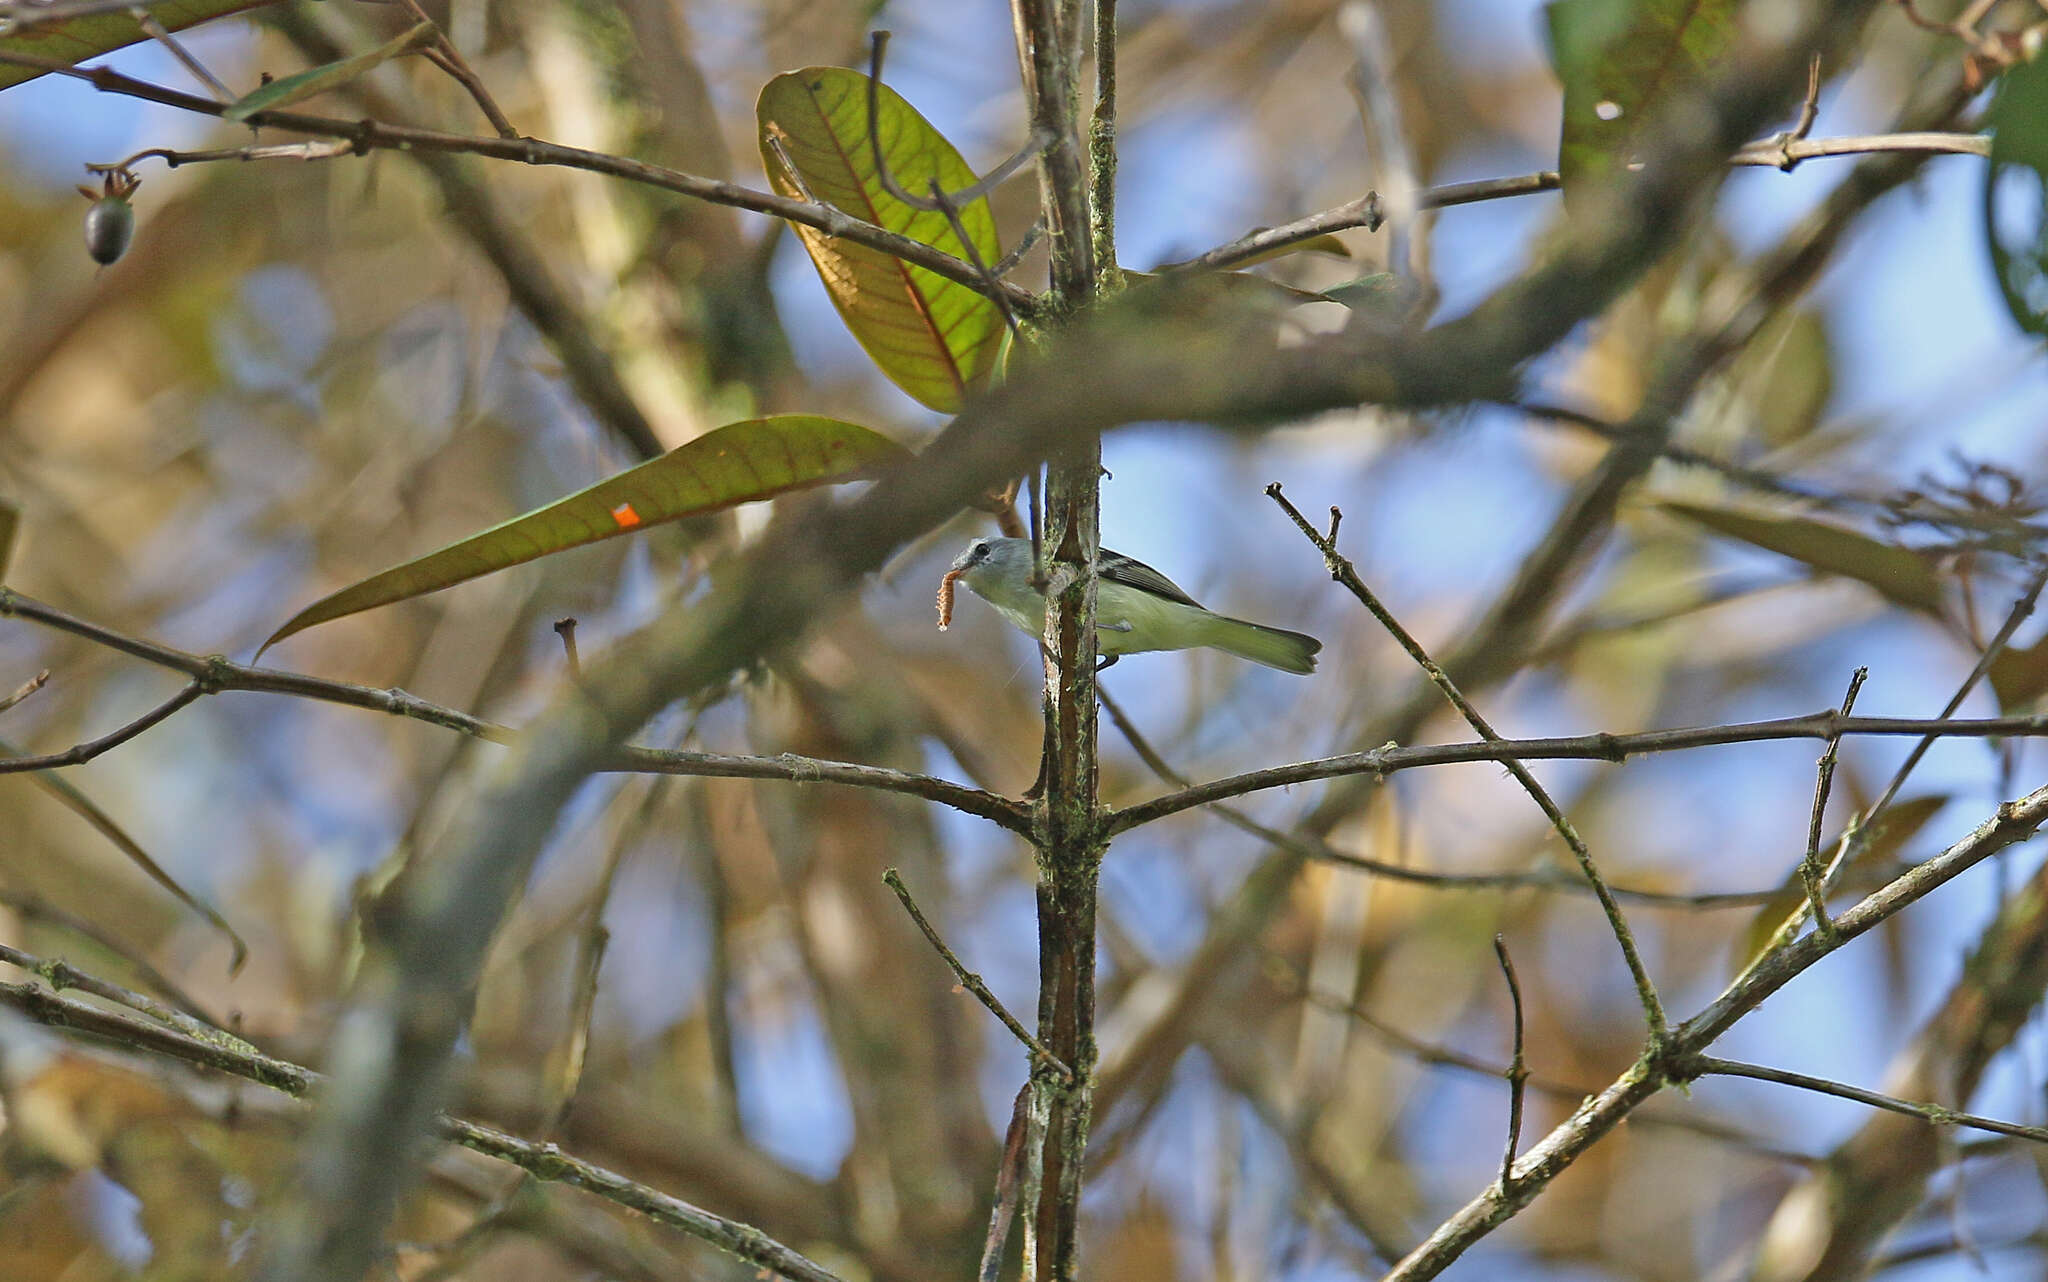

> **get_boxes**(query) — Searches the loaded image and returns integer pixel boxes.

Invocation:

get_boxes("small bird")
[943,536,1321,674]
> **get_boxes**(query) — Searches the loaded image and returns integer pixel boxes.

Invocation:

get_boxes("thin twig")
[1493,935,1530,1191]
[865,31,1049,213]
[0,974,851,1282]
[1098,684,1779,907]
[1267,482,1668,1040]
[1106,708,2048,834]
[97,139,359,169]
[1510,399,1882,511]
[1383,780,2048,1281]
[882,868,1074,1082]
[1798,667,1867,934]
[0,940,249,1054]
[398,0,517,138]
[130,6,233,102]
[0,48,1038,313]
[1689,1055,2048,1146]
[1270,960,1814,1163]
[992,218,1047,279]
[0,680,203,769]
[0,669,47,714]
[1172,129,1985,274]
[0,589,1029,832]
[1734,130,1985,170]
[0,886,219,1026]
[1747,564,2048,969]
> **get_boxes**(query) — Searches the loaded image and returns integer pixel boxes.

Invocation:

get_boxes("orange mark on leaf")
[611,502,643,529]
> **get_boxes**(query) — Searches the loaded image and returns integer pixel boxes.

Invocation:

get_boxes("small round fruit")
[84,196,134,265]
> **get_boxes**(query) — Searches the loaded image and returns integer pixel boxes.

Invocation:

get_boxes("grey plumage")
[947,537,1321,675]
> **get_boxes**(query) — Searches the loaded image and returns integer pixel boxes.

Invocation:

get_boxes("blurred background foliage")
[2,0,2048,1279]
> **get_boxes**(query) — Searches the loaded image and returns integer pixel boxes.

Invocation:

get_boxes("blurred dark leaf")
[1737,309,1834,447]
[3,744,246,969]
[260,416,906,655]
[1731,794,1947,974]
[1990,632,2048,711]
[0,1,275,93]
[222,21,436,122]
[1544,0,1740,198]
[1985,50,2048,337]
[758,67,1005,412]
[1659,501,1946,616]
[0,498,15,581]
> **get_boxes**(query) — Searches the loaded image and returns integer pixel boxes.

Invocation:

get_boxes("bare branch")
[883,867,1074,1082]
[1690,1056,2048,1147]
[0,48,1039,314]
[1269,481,1666,1037]
[1798,668,1867,934]
[0,589,1028,832]
[1383,781,2048,1281]
[1492,936,1530,1192]
[0,976,850,1282]
[1108,710,2048,834]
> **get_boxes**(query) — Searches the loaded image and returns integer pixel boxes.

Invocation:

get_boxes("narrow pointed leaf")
[1544,0,1740,198]
[223,21,436,122]
[5,743,247,971]
[259,416,905,655]
[0,1,275,94]
[1660,501,1947,617]
[758,67,1004,412]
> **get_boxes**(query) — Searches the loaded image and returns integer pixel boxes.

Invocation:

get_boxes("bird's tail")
[1199,615,1322,675]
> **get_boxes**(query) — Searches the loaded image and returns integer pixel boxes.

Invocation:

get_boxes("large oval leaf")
[758,67,1004,412]
[258,416,906,655]
[0,1,275,94]
[1544,0,1740,199]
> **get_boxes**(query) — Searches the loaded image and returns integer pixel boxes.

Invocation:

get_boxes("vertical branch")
[1493,935,1529,1191]
[1089,0,1117,275]
[1797,668,1866,934]
[1011,0,1096,303]
[1009,0,1107,1275]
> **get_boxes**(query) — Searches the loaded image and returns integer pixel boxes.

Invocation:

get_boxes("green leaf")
[1730,795,1945,976]
[1544,0,1740,198]
[1659,501,1947,617]
[258,415,906,655]
[758,67,1005,412]
[223,21,436,122]
[4,742,247,971]
[1318,272,1426,323]
[0,1,275,94]
[1990,633,2048,712]
[1985,52,2048,337]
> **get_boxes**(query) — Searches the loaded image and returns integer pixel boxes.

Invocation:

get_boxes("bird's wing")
[1098,549,1204,608]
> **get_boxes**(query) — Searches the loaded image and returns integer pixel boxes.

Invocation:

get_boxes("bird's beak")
[949,548,979,574]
